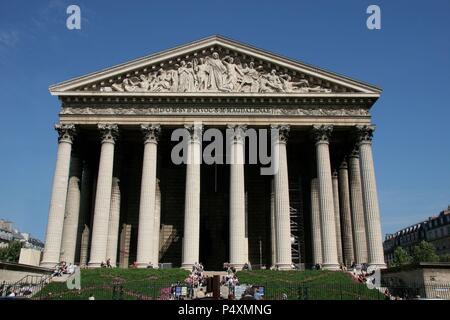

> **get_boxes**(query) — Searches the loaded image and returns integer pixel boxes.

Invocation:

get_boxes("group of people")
[101,51,331,94]
[184,262,206,288]
[221,263,240,290]
[1,281,36,298]
[51,261,76,277]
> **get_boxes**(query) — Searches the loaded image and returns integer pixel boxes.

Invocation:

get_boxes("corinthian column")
[348,148,368,264]
[312,125,339,270]
[181,124,202,270]
[356,125,386,268]
[272,125,292,270]
[332,171,343,265]
[88,124,118,267]
[41,124,76,268]
[60,155,82,264]
[228,124,248,270]
[310,178,322,265]
[136,124,160,268]
[338,160,355,266]
[106,170,121,267]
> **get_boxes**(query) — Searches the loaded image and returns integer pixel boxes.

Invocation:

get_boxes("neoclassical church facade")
[41,36,385,270]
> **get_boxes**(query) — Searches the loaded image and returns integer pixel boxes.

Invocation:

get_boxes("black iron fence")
[24,280,450,300]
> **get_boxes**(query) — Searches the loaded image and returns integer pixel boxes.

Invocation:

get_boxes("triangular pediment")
[49,35,381,96]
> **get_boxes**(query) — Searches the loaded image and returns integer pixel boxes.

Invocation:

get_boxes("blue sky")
[0,0,449,240]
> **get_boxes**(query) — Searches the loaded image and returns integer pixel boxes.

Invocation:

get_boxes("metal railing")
[1,274,50,298]
[28,278,450,300]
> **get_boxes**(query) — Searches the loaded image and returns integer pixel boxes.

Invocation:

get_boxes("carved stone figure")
[260,70,284,93]
[205,52,228,92]
[222,56,243,92]
[194,58,210,91]
[178,61,197,92]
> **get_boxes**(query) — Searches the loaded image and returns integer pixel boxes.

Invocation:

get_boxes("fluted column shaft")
[273,125,292,270]
[136,124,160,268]
[310,178,322,264]
[106,175,121,266]
[181,125,202,269]
[270,179,277,266]
[357,125,386,268]
[88,124,118,267]
[338,161,355,266]
[312,125,339,270]
[332,171,343,265]
[60,156,82,264]
[41,124,76,268]
[153,179,161,267]
[348,149,368,264]
[79,226,90,266]
[229,125,247,269]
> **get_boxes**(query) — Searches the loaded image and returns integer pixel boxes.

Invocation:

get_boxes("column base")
[87,262,102,268]
[368,262,387,270]
[181,263,194,271]
[230,263,244,271]
[321,263,340,271]
[276,263,293,271]
[135,262,151,269]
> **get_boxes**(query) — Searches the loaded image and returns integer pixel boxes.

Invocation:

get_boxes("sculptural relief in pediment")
[99,51,332,94]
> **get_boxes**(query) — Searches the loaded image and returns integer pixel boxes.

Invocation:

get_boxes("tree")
[0,240,22,262]
[392,246,412,267]
[412,241,439,264]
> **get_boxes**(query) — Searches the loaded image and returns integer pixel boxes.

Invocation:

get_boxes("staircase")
[159,224,177,259]
[3,274,51,298]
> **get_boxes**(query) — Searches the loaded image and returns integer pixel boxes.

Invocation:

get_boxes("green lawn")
[35,268,382,300]
[36,268,189,300]
[236,270,383,300]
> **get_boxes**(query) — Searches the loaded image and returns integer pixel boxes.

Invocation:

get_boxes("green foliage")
[439,254,450,263]
[412,241,439,264]
[391,247,412,267]
[0,240,22,262]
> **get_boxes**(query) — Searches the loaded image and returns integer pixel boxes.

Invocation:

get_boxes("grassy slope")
[36,269,381,300]
[236,270,382,300]
[37,268,189,300]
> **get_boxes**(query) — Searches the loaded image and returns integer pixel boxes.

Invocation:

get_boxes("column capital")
[227,124,247,143]
[271,124,290,143]
[332,170,339,179]
[311,125,333,144]
[339,160,348,170]
[184,124,203,143]
[355,125,375,145]
[140,124,161,144]
[55,123,76,144]
[348,146,359,159]
[98,124,119,144]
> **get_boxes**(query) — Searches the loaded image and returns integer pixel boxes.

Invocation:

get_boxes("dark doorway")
[199,162,229,270]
